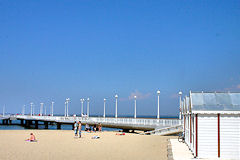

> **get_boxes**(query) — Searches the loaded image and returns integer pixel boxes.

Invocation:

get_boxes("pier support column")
[72,124,74,130]
[29,120,33,125]
[35,121,38,129]
[25,120,30,127]
[9,120,12,125]
[20,120,24,125]
[122,129,129,133]
[5,120,9,125]
[57,123,61,130]
[44,121,48,129]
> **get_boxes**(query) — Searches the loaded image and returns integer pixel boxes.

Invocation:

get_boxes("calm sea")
[0,115,177,131]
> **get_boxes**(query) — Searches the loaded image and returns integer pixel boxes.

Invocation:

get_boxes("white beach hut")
[183,91,240,159]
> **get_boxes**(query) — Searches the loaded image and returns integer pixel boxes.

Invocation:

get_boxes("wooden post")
[218,114,220,158]
[190,114,192,143]
[195,114,198,157]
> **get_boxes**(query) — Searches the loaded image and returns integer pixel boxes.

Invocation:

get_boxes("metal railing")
[14,115,182,128]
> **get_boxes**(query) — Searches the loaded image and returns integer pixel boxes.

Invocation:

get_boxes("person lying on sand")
[26,133,37,142]
[116,132,125,136]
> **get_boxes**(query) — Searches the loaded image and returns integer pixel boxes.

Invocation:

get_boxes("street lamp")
[115,94,118,118]
[80,99,84,117]
[64,101,67,117]
[51,102,54,116]
[66,98,70,117]
[103,98,106,118]
[40,103,44,116]
[30,102,33,116]
[134,96,137,119]
[157,90,160,119]
[87,98,90,117]
[179,91,183,120]
[22,105,25,115]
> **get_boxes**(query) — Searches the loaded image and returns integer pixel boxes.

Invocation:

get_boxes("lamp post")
[179,91,182,120]
[80,99,84,117]
[87,98,90,117]
[115,94,118,118]
[3,105,5,117]
[44,104,47,116]
[22,105,25,115]
[134,96,137,118]
[103,98,106,118]
[51,102,54,116]
[40,103,44,116]
[30,102,33,116]
[64,101,67,117]
[157,90,160,119]
[66,98,70,117]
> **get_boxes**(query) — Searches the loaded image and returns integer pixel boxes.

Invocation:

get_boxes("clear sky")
[0,0,240,116]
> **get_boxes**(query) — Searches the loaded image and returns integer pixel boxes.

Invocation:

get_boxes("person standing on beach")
[78,121,82,138]
[74,121,78,137]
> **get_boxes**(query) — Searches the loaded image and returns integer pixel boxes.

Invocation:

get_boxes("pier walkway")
[1,115,182,135]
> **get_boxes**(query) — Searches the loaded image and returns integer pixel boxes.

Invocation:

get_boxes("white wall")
[220,114,240,159]
[198,114,218,158]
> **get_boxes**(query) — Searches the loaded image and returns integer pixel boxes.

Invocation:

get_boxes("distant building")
[183,91,240,159]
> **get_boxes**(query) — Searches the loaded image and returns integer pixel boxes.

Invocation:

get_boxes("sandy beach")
[0,130,169,160]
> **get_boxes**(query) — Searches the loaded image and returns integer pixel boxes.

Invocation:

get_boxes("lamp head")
[157,90,160,94]
[179,91,182,95]
[115,94,118,98]
[134,95,137,99]
[104,98,106,101]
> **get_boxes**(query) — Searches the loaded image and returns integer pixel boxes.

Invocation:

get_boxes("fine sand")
[0,130,169,160]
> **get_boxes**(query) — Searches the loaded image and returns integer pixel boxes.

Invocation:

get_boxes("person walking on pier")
[74,121,78,137]
[78,121,82,138]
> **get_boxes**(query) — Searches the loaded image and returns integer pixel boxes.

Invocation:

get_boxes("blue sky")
[0,0,240,116]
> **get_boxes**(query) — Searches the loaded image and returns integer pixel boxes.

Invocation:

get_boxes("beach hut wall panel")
[197,114,218,158]
[220,114,240,159]
[184,92,240,159]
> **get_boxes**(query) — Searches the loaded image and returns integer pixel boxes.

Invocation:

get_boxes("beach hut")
[183,91,240,159]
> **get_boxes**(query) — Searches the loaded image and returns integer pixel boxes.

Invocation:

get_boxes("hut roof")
[190,92,240,111]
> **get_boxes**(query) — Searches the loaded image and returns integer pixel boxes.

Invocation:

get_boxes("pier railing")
[14,115,181,128]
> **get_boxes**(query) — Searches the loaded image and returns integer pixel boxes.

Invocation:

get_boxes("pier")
[0,114,182,134]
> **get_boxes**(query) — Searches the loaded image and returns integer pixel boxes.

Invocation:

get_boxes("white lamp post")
[115,94,118,118]
[103,98,106,118]
[157,90,160,119]
[3,105,5,117]
[30,102,33,116]
[66,98,70,117]
[44,104,47,116]
[134,96,137,119]
[51,102,54,116]
[179,91,182,120]
[87,98,90,117]
[22,105,25,115]
[40,103,44,116]
[64,101,67,117]
[80,99,85,117]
